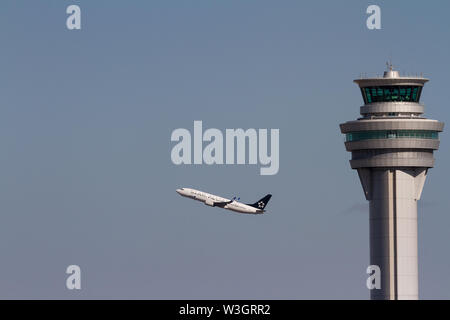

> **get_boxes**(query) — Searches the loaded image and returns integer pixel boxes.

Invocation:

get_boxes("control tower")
[340,64,444,300]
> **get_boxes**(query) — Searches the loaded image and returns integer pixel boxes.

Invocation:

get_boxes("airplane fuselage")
[176,188,265,214]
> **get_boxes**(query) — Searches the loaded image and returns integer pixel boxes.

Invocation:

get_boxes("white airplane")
[176,188,272,214]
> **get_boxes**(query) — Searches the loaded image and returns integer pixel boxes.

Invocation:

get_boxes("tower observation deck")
[340,65,444,300]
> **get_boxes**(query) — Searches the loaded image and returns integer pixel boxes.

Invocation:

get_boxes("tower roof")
[354,66,428,87]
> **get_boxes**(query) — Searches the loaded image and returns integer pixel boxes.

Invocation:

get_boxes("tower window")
[362,86,422,103]
[346,130,438,142]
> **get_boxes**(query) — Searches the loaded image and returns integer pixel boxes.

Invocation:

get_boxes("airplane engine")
[205,199,215,207]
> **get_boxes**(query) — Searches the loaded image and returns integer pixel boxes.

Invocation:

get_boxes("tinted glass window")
[346,130,438,142]
[362,86,422,103]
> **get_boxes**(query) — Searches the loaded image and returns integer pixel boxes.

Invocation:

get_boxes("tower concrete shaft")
[340,67,444,300]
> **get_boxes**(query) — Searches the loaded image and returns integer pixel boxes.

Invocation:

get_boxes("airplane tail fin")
[247,194,272,210]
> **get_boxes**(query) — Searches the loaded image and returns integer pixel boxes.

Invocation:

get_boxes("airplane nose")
[176,189,183,195]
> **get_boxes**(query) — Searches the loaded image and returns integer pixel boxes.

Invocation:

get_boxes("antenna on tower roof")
[386,60,393,71]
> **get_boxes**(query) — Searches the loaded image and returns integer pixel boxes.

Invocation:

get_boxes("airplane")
[176,188,272,214]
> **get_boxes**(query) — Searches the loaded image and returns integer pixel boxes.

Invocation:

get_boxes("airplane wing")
[213,200,233,208]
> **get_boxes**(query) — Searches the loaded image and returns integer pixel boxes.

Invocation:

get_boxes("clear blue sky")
[1,0,449,299]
